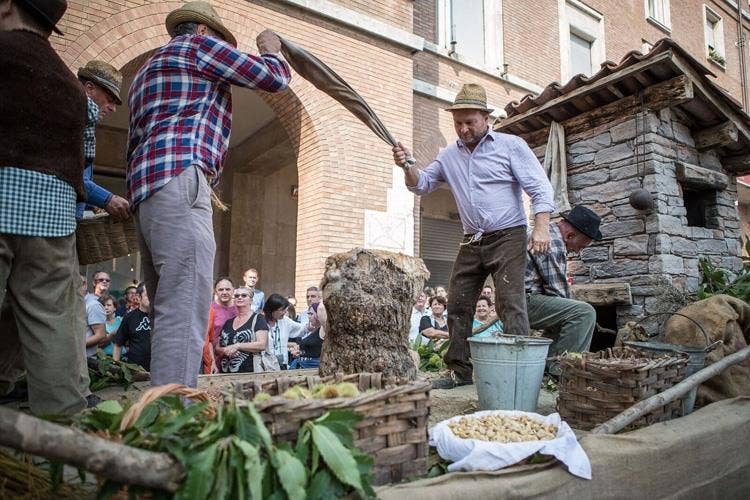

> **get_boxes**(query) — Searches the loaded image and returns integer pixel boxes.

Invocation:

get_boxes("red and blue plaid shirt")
[126,35,291,207]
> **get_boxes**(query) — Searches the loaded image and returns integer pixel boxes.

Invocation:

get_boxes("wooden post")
[0,406,184,492]
[319,248,429,380]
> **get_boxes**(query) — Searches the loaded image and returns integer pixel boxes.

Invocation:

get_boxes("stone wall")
[547,108,743,326]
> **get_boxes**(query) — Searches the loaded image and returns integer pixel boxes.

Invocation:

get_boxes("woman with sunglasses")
[216,287,269,373]
[263,293,306,369]
[201,277,237,373]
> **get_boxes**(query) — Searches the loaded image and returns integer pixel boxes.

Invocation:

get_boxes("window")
[683,188,720,228]
[560,1,605,80]
[437,0,502,68]
[646,0,671,31]
[704,6,726,66]
[570,32,593,76]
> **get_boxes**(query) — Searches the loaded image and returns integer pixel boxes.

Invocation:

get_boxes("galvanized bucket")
[624,312,722,415]
[468,334,552,412]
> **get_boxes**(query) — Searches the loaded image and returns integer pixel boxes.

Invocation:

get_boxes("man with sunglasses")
[91,270,111,298]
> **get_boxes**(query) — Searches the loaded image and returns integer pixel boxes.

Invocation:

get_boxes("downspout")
[737,1,749,110]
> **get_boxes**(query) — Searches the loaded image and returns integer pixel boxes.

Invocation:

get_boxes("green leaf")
[134,402,159,430]
[310,424,362,492]
[236,439,264,500]
[294,425,311,466]
[96,400,124,415]
[96,480,123,500]
[313,410,361,447]
[49,461,63,491]
[158,402,206,435]
[273,448,307,500]
[210,444,230,500]
[306,469,337,500]
[245,404,274,452]
[175,443,218,500]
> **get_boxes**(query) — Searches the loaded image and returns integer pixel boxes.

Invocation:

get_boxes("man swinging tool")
[393,83,555,387]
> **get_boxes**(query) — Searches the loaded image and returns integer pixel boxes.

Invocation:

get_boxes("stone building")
[55,1,750,296]
[495,38,750,333]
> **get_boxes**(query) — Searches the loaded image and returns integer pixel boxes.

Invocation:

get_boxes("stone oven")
[495,39,750,339]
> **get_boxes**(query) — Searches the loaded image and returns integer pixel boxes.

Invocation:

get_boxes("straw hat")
[77,60,123,105]
[445,83,494,113]
[165,1,237,47]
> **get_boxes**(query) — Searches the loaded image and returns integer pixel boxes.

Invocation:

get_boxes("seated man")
[472,296,503,338]
[113,283,151,371]
[526,205,600,377]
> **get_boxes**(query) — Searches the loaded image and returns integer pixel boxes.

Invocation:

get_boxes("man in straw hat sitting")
[126,1,291,387]
[0,0,93,414]
[76,60,131,221]
[526,205,600,378]
[393,83,555,387]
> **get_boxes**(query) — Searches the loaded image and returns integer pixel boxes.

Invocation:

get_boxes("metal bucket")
[624,312,721,415]
[468,334,552,412]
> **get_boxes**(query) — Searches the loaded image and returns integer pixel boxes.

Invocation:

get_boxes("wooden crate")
[558,347,688,431]
[234,372,430,484]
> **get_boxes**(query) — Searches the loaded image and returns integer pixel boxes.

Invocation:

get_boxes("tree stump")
[319,248,429,380]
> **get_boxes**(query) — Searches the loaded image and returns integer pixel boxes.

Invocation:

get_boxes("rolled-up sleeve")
[407,160,445,196]
[509,137,555,215]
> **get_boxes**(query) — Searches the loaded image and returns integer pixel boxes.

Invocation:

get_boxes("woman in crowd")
[289,302,325,369]
[263,294,306,369]
[216,287,269,373]
[98,295,122,356]
[419,296,449,340]
[201,277,238,373]
[472,296,503,338]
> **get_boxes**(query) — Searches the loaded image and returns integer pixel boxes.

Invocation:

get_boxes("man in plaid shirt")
[127,1,291,387]
[525,205,602,377]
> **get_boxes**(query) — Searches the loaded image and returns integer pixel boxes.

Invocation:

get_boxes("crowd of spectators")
[82,268,325,375]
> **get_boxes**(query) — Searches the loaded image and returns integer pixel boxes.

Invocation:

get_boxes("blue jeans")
[289,358,320,369]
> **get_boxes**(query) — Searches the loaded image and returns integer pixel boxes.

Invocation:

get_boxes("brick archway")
[57,1,348,298]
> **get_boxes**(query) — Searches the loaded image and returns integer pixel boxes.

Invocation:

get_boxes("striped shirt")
[127,34,291,207]
[525,223,570,298]
[0,167,76,237]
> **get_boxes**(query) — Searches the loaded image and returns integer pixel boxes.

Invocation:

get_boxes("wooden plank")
[514,75,693,148]
[495,51,673,130]
[676,161,730,189]
[570,283,632,306]
[694,121,740,151]
[721,154,750,174]
[607,84,625,99]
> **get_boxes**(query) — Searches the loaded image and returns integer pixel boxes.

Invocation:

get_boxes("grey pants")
[527,293,595,376]
[0,233,89,414]
[136,166,215,387]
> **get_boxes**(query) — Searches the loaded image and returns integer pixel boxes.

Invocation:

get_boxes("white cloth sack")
[429,410,591,480]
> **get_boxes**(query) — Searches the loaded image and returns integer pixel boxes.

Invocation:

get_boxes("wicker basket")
[233,372,430,485]
[557,347,688,431]
[76,213,138,265]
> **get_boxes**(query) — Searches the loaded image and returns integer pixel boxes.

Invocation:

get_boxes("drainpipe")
[737,1,749,110]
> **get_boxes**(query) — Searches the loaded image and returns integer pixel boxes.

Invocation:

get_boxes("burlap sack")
[664,294,750,406]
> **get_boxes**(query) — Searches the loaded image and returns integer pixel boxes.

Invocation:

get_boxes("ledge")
[676,161,730,190]
[570,283,633,306]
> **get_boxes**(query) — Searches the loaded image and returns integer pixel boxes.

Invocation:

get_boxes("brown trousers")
[444,225,530,380]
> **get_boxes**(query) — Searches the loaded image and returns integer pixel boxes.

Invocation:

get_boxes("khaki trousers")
[136,166,215,387]
[0,233,89,415]
[444,226,530,381]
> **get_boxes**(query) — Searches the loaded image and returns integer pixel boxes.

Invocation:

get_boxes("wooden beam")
[694,121,740,151]
[570,283,632,306]
[495,51,673,131]
[606,84,625,99]
[676,161,730,189]
[721,154,750,174]
[669,53,750,146]
[513,75,694,148]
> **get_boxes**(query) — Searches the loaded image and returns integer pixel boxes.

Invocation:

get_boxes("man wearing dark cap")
[127,1,291,388]
[77,60,131,221]
[525,205,601,377]
[0,0,92,414]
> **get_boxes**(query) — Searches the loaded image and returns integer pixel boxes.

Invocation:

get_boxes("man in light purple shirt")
[393,83,555,385]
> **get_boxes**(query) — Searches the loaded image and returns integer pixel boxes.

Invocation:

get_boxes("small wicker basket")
[76,213,138,265]
[233,372,431,485]
[558,347,688,431]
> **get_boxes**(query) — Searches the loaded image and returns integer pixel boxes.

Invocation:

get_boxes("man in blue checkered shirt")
[525,205,602,377]
[0,0,92,414]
